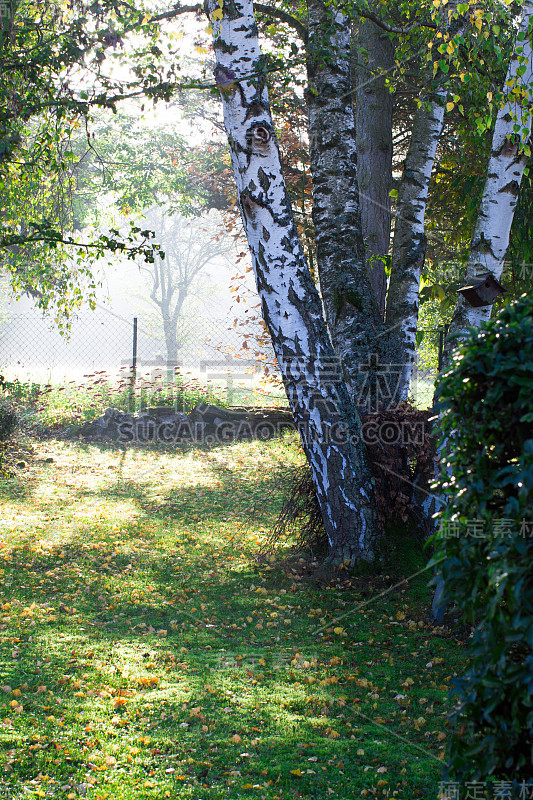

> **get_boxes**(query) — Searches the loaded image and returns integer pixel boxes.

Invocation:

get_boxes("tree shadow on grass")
[0,440,453,797]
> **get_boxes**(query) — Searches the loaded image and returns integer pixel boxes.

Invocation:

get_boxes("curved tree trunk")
[355,17,394,319]
[385,5,466,401]
[431,1,533,622]
[443,0,533,365]
[207,0,379,564]
[306,0,383,409]
[385,93,447,401]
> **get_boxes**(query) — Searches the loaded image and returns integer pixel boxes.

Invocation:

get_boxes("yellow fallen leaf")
[290,768,303,777]
[230,734,242,743]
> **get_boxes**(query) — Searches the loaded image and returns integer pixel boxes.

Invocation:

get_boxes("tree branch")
[149,3,205,23]
[254,3,308,43]
[345,3,436,33]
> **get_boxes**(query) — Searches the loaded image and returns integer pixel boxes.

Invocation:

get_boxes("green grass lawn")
[0,433,466,800]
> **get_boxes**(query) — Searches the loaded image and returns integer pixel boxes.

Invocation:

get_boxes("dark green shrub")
[431,294,533,790]
[0,401,18,441]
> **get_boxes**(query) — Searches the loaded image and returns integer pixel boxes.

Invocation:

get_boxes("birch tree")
[206,0,378,564]
[385,4,468,401]
[305,0,382,405]
[443,0,533,363]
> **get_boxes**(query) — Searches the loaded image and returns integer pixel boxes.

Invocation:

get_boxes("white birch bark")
[385,97,446,401]
[443,0,533,363]
[207,0,378,563]
[306,0,382,408]
[386,6,466,401]
[432,2,533,621]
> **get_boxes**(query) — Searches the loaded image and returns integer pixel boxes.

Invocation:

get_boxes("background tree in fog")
[138,208,234,371]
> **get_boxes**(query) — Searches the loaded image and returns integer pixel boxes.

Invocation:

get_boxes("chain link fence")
[0,303,280,405]
[0,303,441,409]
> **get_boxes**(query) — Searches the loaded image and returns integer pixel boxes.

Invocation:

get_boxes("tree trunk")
[306,0,383,409]
[355,17,394,319]
[443,0,533,364]
[207,0,378,564]
[385,96,445,401]
[385,6,466,401]
[163,316,179,378]
[431,1,533,622]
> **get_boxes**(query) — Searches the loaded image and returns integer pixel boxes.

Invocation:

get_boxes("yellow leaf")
[230,734,242,743]
[290,768,303,777]
[333,627,344,635]
[212,8,223,20]
[475,17,482,30]
[446,102,455,112]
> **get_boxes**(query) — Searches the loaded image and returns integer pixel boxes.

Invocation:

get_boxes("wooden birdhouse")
[457,272,506,308]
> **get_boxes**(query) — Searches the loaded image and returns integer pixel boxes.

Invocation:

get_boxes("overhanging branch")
[254,3,308,43]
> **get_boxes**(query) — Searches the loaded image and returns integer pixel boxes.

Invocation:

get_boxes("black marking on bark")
[262,225,270,242]
[333,288,363,322]
[216,40,239,54]
[224,0,241,21]
[472,233,496,257]
[241,192,259,221]
[257,167,271,194]
[244,101,267,121]
[495,134,520,158]
[499,179,520,195]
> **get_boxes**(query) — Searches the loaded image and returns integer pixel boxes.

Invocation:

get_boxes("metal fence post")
[130,317,138,411]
